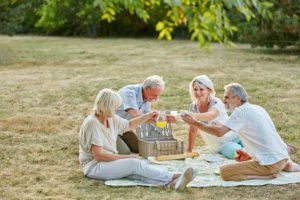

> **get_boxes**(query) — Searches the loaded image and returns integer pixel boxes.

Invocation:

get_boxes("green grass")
[0,35,299,200]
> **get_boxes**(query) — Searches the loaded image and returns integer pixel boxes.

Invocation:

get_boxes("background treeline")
[0,0,299,48]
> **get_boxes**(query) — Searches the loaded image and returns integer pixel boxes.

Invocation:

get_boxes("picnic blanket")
[105,148,300,187]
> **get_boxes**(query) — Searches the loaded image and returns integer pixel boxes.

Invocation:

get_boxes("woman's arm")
[191,108,219,121]
[91,144,139,161]
[126,109,157,123]
[187,125,198,152]
[126,108,142,118]
[182,113,230,137]
[128,111,157,129]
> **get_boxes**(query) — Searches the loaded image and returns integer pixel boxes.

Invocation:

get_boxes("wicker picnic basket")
[136,123,184,157]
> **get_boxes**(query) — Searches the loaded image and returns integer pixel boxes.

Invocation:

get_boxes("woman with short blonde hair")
[93,88,122,116]
[187,75,243,159]
[79,88,195,191]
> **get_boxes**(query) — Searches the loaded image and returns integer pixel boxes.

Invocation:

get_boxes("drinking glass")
[156,114,167,128]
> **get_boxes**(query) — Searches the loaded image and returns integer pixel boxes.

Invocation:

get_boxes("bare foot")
[271,173,279,178]
[247,173,279,180]
[287,144,297,154]
[283,162,300,172]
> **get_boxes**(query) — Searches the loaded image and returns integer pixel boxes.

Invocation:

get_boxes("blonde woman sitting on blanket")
[186,75,243,159]
[78,88,196,191]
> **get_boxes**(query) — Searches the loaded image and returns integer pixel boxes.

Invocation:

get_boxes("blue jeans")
[219,139,244,159]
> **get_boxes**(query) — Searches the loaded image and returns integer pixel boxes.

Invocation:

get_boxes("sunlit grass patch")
[0,115,73,134]
[0,35,299,199]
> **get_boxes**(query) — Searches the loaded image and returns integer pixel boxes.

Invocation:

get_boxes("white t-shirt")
[78,114,130,174]
[225,103,289,165]
[189,97,239,152]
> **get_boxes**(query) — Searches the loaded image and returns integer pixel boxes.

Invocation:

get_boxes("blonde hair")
[93,88,122,116]
[189,76,215,102]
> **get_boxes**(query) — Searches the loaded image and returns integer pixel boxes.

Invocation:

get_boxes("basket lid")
[136,123,174,139]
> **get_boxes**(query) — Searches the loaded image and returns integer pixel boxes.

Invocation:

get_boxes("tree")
[233,0,300,48]
[0,0,44,35]
[36,0,101,37]
[37,0,273,48]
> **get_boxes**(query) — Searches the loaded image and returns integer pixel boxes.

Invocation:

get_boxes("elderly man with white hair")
[116,75,167,154]
[186,75,243,159]
[182,83,300,181]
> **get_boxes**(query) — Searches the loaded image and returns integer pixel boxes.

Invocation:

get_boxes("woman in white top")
[78,88,195,191]
[187,75,243,159]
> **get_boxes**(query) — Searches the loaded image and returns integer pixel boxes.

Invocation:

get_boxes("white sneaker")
[174,167,197,192]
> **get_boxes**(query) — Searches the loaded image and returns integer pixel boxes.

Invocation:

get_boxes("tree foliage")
[36,0,102,37]
[3,0,298,48]
[0,0,43,35]
[97,0,274,47]
[233,0,300,48]
[36,0,273,47]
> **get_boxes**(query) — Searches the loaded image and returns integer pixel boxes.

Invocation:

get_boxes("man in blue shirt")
[116,75,165,154]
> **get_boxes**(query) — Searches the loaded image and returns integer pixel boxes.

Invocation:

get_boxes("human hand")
[181,113,198,126]
[235,149,251,162]
[146,111,158,123]
[166,115,176,123]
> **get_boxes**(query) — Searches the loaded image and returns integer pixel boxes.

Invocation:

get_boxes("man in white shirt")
[182,83,300,181]
[116,75,165,154]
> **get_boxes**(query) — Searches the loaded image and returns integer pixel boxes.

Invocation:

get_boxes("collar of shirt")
[137,85,146,105]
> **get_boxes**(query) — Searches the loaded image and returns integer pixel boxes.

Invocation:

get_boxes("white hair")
[142,75,165,90]
[93,88,122,116]
[189,76,215,102]
[224,83,248,103]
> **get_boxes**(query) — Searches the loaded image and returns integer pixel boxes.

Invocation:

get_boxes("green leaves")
[233,0,299,48]
[149,0,273,47]
[6,0,276,48]
[155,21,165,31]
[95,0,156,23]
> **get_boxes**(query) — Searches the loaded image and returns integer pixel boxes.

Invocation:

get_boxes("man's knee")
[220,165,247,181]
[116,136,131,155]
[120,131,139,153]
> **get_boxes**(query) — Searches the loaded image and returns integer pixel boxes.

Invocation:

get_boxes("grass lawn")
[0,35,299,200]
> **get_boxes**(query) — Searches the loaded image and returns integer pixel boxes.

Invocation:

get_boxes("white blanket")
[105,149,300,187]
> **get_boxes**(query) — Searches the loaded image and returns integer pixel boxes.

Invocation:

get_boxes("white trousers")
[86,158,173,185]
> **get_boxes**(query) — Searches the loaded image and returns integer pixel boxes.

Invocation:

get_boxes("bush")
[232,0,300,48]
[0,0,44,35]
